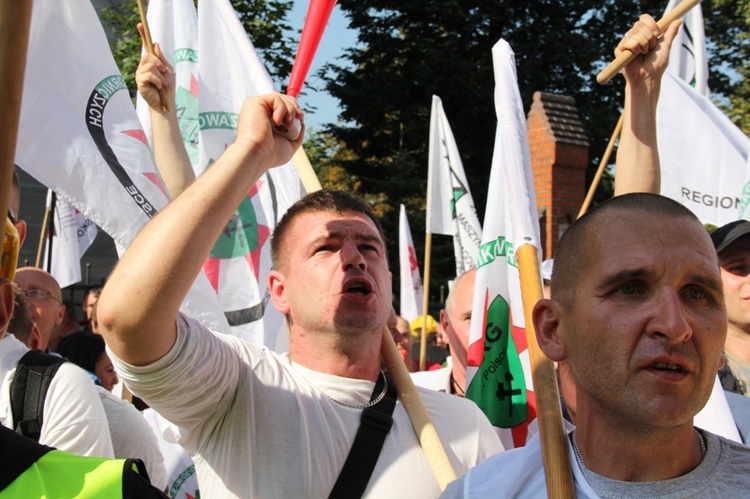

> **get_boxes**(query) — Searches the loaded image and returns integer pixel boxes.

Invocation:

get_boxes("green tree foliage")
[319,0,748,305]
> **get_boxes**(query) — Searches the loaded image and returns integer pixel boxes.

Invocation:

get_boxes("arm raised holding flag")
[99,93,303,365]
[135,24,194,198]
[614,15,680,196]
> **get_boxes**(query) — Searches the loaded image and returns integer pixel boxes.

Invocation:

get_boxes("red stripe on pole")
[286,0,338,98]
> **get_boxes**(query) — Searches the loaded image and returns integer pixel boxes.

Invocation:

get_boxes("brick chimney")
[527,92,590,258]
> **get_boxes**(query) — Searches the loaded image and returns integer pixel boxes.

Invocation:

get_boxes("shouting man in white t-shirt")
[98,93,502,498]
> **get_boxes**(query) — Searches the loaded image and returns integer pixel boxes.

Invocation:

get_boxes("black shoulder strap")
[0,423,53,491]
[122,458,169,498]
[328,373,398,499]
[9,350,68,442]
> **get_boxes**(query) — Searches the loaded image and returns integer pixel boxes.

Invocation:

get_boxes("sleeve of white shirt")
[108,313,249,452]
[39,362,114,458]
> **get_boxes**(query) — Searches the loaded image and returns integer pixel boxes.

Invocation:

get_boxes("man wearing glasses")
[14,268,65,353]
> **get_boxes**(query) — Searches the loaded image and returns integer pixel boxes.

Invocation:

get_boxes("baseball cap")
[710,220,750,254]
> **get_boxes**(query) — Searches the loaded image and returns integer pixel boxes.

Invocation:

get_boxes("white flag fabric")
[657,69,750,228]
[399,204,423,322]
[42,191,98,289]
[16,0,229,333]
[426,95,483,275]
[135,0,200,172]
[198,0,302,349]
[664,0,709,97]
[657,0,750,227]
[465,40,541,450]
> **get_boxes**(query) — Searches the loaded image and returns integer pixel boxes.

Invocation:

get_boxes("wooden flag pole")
[419,233,434,371]
[516,244,575,499]
[290,144,458,490]
[380,324,457,489]
[35,204,50,268]
[136,0,168,112]
[577,113,623,218]
[0,0,34,266]
[597,0,702,84]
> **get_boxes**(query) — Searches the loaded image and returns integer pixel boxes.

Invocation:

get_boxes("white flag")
[135,0,200,172]
[42,191,98,288]
[664,0,709,97]
[657,1,750,226]
[198,0,303,349]
[399,204,423,322]
[657,68,750,227]
[466,40,541,450]
[426,95,483,275]
[16,0,229,333]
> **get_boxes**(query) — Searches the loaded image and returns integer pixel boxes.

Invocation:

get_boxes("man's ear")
[268,270,290,314]
[55,303,66,326]
[533,298,567,362]
[29,324,42,350]
[14,220,26,248]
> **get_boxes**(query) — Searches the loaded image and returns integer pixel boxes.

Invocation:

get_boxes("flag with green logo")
[135,0,200,172]
[426,95,483,276]
[466,39,541,450]
[15,0,228,336]
[197,0,302,350]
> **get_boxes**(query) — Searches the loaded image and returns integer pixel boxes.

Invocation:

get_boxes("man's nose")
[647,289,692,344]
[341,241,366,270]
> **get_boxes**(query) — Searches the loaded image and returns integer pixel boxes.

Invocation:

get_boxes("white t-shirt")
[411,366,452,393]
[110,314,504,498]
[0,333,113,458]
[98,386,167,490]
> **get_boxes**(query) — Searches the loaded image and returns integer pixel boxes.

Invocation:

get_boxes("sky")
[286,1,358,131]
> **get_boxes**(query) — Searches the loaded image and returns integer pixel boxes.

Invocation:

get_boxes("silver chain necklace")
[315,371,388,410]
[571,429,706,469]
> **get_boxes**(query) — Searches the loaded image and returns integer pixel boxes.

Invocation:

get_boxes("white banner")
[42,191,98,288]
[16,0,229,333]
[398,204,423,322]
[198,0,302,349]
[466,40,541,450]
[664,0,709,96]
[657,72,750,226]
[426,95,483,275]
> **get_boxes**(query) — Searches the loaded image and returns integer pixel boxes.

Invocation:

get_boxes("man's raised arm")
[614,15,680,196]
[97,94,303,366]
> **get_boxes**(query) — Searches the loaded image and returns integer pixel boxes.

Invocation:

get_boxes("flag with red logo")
[135,0,200,173]
[42,190,98,288]
[15,0,229,333]
[466,39,540,450]
[197,0,302,349]
[399,204,423,322]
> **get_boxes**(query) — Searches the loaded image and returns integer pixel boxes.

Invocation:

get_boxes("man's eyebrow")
[306,231,383,249]
[594,268,650,291]
[686,273,723,294]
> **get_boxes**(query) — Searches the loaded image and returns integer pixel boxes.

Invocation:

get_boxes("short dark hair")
[270,190,386,269]
[7,283,34,346]
[551,193,702,302]
[56,331,106,374]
